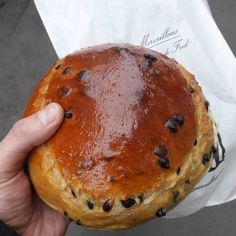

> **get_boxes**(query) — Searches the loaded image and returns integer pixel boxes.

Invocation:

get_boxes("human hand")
[0,103,69,236]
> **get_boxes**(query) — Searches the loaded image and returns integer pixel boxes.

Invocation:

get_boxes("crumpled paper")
[34,0,236,217]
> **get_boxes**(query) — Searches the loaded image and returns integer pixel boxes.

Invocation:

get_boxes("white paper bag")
[34,0,236,217]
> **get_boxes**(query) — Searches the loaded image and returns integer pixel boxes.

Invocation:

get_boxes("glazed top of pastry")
[25,44,197,199]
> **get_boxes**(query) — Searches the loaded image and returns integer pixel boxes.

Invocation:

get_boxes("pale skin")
[0,103,69,236]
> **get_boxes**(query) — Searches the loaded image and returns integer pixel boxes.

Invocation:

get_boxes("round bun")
[24,43,217,230]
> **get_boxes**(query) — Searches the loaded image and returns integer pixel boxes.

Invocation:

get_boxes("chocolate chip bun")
[24,43,217,230]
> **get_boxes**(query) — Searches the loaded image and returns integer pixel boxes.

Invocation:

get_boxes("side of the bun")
[26,53,217,229]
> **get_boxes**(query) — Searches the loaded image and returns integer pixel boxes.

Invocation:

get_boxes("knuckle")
[11,119,30,139]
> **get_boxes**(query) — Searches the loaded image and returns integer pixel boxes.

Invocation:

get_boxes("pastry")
[24,43,217,229]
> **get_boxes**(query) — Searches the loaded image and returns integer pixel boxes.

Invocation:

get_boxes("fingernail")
[37,103,59,126]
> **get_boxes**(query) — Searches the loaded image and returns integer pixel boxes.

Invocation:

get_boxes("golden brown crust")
[25,44,216,229]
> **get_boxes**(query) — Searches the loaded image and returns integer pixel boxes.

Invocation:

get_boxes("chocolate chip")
[109,176,115,182]
[76,220,81,225]
[158,157,170,169]
[117,47,130,53]
[202,154,211,165]
[87,200,94,210]
[64,111,73,119]
[173,191,180,203]
[194,139,198,146]
[212,146,217,153]
[137,195,144,202]
[156,208,166,217]
[63,211,68,217]
[154,145,168,157]
[59,86,71,98]
[121,198,136,208]
[204,100,210,111]
[148,68,162,77]
[173,114,185,126]
[102,149,118,159]
[189,85,195,93]
[77,70,89,81]
[63,67,71,74]
[144,53,157,62]
[103,200,113,212]
[176,166,181,175]
[71,190,76,198]
[55,64,61,70]
[185,179,190,185]
[165,119,178,133]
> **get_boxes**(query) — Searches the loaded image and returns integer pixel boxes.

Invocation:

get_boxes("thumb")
[0,103,64,181]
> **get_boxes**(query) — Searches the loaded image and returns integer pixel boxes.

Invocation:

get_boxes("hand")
[0,103,69,236]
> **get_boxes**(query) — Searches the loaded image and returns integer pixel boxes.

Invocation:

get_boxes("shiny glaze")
[26,44,196,199]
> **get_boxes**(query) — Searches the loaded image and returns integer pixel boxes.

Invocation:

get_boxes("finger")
[0,103,64,180]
